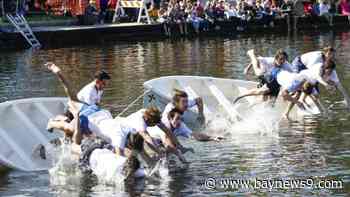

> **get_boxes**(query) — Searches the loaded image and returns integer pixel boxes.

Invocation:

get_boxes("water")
[1,30,350,196]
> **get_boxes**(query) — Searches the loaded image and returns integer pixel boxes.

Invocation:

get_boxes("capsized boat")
[143,76,320,128]
[0,97,67,171]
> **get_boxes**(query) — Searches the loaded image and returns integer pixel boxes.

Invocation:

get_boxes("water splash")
[48,139,82,188]
[205,102,282,136]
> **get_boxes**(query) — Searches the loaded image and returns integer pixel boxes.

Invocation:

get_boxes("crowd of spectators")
[154,0,350,35]
[1,0,350,34]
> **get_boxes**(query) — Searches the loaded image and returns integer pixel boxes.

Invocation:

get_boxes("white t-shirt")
[258,56,292,74]
[299,63,323,85]
[277,70,306,93]
[89,149,145,181]
[96,119,133,149]
[121,109,147,133]
[300,51,324,68]
[161,99,197,125]
[299,62,340,85]
[77,81,103,105]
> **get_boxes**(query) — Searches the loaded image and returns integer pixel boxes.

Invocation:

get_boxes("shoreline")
[0,15,349,50]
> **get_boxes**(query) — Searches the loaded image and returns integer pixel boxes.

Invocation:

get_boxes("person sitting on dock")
[291,46,350,110]
[45,62,167,161]
[235,49,292,104]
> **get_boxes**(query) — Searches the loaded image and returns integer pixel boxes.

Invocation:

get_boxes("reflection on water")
[0,30,350,196]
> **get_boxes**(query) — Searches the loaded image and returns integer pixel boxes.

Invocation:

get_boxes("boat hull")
[143,76,320,128]
[0,97,67,171]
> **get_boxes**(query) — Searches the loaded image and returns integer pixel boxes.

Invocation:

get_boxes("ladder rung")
[7,13,41,49]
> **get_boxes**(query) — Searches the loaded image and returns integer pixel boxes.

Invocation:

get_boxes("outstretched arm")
[46,62,79,102]
[310,94,327,114]
[192,132,225,142]
[233,87,270,104]
[138,130,163,156]
[335,82,350,110]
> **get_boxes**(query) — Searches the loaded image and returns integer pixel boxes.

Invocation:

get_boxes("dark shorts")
[266,79,281,97]
[257,75,281,97]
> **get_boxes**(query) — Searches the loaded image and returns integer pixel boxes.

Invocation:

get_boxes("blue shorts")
[79,104,100,135]
[292,56,307,73]
[288,80,303,93]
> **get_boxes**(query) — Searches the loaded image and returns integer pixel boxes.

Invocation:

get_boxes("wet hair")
[126,133,144,152]
[94,70,111,81]
[143,107,161,125]
[303,82,315,95]
[324,58,336,70]
[274,49,289,62]
[321,58,336,76]
[172,89,188,105]
[167,108,183,120]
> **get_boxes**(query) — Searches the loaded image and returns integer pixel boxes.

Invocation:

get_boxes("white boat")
[0,97,67,171]
[143,76,320,129]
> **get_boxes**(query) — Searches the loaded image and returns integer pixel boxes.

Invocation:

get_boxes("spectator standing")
[292,0,305,29]
[318,0,333,25]
[338,0,350,23]
[98,0,108,24]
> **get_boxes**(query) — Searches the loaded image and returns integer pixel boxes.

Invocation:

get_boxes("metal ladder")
[6,13,41,49]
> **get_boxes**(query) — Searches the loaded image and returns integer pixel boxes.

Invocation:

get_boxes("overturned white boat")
[143,76,320,129]
[0,97,67,171]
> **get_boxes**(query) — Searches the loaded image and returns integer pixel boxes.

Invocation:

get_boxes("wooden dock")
[0,16,349,50]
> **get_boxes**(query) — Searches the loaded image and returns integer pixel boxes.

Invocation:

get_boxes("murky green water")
[1,30,350,196]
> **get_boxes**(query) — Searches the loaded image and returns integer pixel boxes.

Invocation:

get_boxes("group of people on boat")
[235,46,350,120]
[44,45,349,183]
[45,62,223,182]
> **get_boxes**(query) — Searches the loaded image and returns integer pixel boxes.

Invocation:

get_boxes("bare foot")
[46,119,54,133]
[247,49,255,57]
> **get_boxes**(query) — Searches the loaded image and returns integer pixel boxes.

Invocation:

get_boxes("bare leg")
[47,119,74,136]
[283,91,301,120]
[233,87,270,104]
[247,49,264,76]
[244,63,253,75]
[72,115,82,145]
[335,82,350,110]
